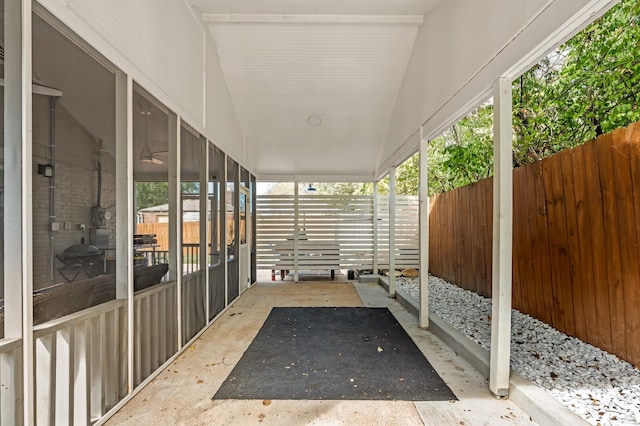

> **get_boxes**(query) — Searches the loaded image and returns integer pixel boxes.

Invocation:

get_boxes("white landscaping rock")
[396,275,640,426]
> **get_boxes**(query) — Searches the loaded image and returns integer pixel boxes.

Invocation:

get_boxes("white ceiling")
[192,0,443,180]
[22,1,444,182]
[191,0,443,16]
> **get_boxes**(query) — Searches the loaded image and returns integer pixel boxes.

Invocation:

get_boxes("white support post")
[419,132,429,329]
[490,77,514,398]
[222,155,228,306]
[293,181,300,283]
[168,113,181,346]
[4,1,33,422]
[372,181,379,274]
[237,165,242,295]
[115,72,133,393]
[200,137,209,322]
[388,167,396,297]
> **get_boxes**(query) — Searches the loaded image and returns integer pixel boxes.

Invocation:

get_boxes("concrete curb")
[374,276,589,426]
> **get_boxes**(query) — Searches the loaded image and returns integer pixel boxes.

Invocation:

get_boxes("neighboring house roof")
[138,199,200,213]
[138,199,235,214]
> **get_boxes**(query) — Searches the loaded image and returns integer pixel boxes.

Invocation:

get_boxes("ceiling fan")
[138,100,167,165]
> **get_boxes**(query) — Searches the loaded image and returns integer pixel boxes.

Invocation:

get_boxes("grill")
[56,244,104,282]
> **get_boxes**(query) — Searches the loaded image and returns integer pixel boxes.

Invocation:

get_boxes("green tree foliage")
[513,0,640,165]
[424,0,639,191]
[180,182,200,195]
[135,181,200,210]
[135,182,169,210]
[306,182,373,195]
[428,105,494,193]
[374,156,420,196]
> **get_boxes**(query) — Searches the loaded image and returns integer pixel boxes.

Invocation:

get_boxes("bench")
[270,240,340,280]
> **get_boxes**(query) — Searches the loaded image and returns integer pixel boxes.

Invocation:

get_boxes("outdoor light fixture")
[38,163,54,177]
[307,114,322,127]
[304,183,317,192]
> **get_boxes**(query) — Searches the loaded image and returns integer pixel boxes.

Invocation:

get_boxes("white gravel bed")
[395,275,640,426]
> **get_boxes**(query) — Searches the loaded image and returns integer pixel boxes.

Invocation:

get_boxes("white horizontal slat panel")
[257,194,376,269]
[256,195,295,268]
[257,194,418,271]
[377,195,419,269]
[65,0,204,124]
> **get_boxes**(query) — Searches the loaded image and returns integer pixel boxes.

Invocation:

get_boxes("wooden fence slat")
[436,193,446,280]
[518,165,535,315]
[582,139,613,353]
[542,155,567,332]
[596,131,627,360]
[441,191,450,281]
[452,190,458,285]
[560,148,585,342]
[460,188,469,287]
[456,189,465,286]
[531,161,556,327]
[453,189,462,286]
[524,171,538,318]
[464,186,475,290]
[434,194,443,278]
[431,196,441,277]
[484,178,493,297]
[436,193,444,279]
[463,187,470,287]
[512,167,525,313]
[470,182,482,296]
[469,183,478,295]
[522,164,546,318]
[555,151,576,336]
[569,145,598,347]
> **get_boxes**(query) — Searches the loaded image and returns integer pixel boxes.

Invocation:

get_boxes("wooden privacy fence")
[429,121,640,367]
[136,222,203,250]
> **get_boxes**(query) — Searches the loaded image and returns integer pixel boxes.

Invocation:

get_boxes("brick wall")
[31,96,117,289]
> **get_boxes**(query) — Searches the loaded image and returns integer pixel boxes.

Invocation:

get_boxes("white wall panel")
[379,0,615,175]
[63,0,204,125]
[205,41,245,164]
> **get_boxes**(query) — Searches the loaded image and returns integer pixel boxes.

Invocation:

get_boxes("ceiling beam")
[203,14,423,25]
[256,173,376,182]
[0,79,63,97]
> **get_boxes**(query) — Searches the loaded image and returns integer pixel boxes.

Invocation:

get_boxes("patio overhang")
[25,0,616,181]
[0,0,622,423]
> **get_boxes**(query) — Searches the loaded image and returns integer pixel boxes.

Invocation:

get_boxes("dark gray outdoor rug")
[213,307,457,401]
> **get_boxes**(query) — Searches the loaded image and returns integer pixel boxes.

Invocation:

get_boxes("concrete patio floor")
[106,278,536,425]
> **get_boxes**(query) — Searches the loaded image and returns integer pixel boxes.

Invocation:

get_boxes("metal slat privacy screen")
[256,194,418,273]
